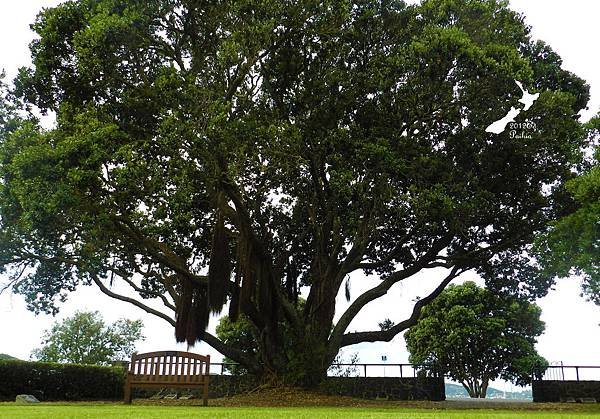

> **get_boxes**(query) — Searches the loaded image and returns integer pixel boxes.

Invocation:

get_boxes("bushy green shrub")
[0,360,125,401]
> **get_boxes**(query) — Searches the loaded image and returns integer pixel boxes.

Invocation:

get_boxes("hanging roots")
[208,209,231,314]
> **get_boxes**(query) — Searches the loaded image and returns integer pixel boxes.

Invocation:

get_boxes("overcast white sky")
[0,0,599,390]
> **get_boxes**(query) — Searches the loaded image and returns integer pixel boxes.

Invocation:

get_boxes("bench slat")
[143,357,149,379]
[186,358,189,380]
[156,356,160,377]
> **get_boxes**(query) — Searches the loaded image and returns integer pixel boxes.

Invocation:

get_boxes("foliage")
[327,351,361,378]
[536,114,600,304]
[0,353,18,360]
[31,311,144,365]
[215,315,258,376]
[0,359,124,401]
[378,319,395,331]
[405,282,547,398]
[0,0,590,384]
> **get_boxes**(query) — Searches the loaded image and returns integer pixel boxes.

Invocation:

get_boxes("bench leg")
[124,383,132,404]
[203,382,209,406]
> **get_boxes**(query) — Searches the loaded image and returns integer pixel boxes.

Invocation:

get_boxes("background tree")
[0,0,590,384]
[405,282,548,398]
[536,114,600,304]
[31,311,144,365]
[215,315,258,376]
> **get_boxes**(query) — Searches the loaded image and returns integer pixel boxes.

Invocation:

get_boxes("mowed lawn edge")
[2,404,600,419]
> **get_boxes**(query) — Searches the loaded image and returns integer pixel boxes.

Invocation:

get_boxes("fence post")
[363,364,367,377]
[576,366,580,381]
[400,365,403,378]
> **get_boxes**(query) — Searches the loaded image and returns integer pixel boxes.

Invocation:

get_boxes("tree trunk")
[480,379,489,398]
[462,381,477,398]
[462,379,488,398]
[230,328,333,387]
[223,301,334,387]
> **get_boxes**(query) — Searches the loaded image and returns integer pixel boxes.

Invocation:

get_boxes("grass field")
[2,404,600,419]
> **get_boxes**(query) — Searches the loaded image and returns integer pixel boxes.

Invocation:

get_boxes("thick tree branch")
[339,266,462,347]
[141,267,181,305]
[327,235,453,359]
[339,210,381,276]
[327,263,422,356]
[224,48,271,103]
[90,273,177,326]
[201,332,262,375]
[110,215,207,286]
[110,267,177,312]
[350,233,412,271]
[0,261,28,294]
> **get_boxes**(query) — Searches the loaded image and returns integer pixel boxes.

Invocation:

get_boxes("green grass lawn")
[2,404,600,419]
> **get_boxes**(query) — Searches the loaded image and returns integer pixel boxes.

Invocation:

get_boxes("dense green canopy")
[0,0,590,383]
[405,282,547,398]
[31,310,144,365]
[536,114,600,304]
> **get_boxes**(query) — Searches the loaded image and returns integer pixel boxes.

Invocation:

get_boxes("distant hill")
[445,383,532,400]
[0,353,19,360]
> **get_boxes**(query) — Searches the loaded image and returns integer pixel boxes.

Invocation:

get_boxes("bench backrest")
[128,351,210,384]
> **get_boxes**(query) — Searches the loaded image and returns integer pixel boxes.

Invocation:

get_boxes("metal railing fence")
[534,365,600,381]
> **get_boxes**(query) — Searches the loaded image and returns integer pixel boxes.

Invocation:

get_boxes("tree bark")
[463,380,476,398]
[480,379,489,398]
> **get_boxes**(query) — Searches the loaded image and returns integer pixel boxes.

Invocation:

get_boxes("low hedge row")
[0,360,125,401]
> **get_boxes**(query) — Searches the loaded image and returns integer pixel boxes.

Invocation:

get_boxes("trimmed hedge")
[0,360,125,401]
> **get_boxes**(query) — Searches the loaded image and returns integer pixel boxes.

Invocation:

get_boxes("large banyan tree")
[0,0,590,384]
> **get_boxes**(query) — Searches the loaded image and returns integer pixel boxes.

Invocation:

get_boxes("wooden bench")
[124,350,210,405]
